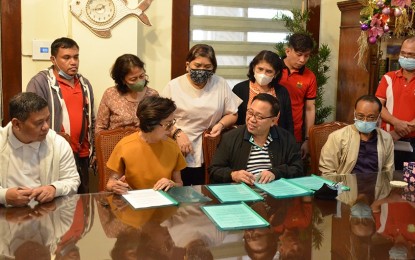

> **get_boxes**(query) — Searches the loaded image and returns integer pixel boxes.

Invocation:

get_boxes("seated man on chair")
[0,92,80,207]
[209,93,303,184]
[319,95,394,200]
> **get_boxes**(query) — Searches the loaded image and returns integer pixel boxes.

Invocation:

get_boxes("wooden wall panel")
[337,0,378,123]
[1,0,22,126]
[171,0,190,80]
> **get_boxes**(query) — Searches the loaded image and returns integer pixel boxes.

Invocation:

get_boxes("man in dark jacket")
[209,93,303,184]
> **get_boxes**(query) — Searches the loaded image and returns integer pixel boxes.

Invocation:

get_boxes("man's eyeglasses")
[354,113,379,122]
[246,109,274,121]
[159,119,176,130]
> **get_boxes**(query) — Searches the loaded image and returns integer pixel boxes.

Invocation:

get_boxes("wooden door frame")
[1,0,21,126]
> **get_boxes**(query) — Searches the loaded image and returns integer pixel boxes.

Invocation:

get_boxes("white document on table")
[122,189,178,209]
[394,141,413,152]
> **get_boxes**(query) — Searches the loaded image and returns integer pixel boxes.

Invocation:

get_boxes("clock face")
[86,0,116,24]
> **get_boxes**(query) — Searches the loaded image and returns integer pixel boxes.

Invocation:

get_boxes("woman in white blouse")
[162,44,242,185]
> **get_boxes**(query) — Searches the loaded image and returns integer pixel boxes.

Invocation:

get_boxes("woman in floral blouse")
[96,54,158,133]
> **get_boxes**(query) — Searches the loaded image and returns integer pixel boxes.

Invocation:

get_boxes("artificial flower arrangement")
[357,0,415,68]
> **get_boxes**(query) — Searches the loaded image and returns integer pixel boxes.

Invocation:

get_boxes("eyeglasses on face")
[246,109,274,121]
[354,113,379,122]
[159,119,176,130]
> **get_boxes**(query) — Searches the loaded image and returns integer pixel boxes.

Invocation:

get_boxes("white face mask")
[254,73,273,86]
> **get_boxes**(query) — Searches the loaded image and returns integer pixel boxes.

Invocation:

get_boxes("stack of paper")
[122,189,178,209]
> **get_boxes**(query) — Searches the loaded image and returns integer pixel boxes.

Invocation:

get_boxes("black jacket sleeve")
[274,84,294,135]
[232,80,250,126]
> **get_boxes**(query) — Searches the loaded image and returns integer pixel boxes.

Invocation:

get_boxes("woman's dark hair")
[111,54,145,94]
[248,50,283,85]
[186,44,217,72]
[136,96,176,133]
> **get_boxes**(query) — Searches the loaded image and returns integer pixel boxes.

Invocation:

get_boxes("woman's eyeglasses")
[159,119,176,130]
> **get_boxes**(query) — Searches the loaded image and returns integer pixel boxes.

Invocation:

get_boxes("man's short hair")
[288,33,314,53]
[136,96,176,133]
[252,93,280,117]
[354,95,382,113]
[51,37,79,57]
[9,92,48,121]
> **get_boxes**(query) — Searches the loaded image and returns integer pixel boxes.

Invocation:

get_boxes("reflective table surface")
[0,174,414,260]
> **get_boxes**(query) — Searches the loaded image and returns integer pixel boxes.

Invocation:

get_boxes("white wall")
[319,0,341,121]
[22,0,172,113]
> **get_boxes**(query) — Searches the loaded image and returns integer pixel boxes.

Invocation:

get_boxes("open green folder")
[122,189,178,209]
[255,178,313,199]
[205,183,264,203]
[201,202,269,231]
[287,174,350,191]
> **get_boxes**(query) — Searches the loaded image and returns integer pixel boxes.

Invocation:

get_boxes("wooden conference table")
[0,173,413,260]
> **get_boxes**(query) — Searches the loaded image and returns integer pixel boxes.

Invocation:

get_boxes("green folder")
[201,202,269,231]
[205,183,264,203]
[287,174,350,191]
[167,186,211,203]
[254,178,313,199]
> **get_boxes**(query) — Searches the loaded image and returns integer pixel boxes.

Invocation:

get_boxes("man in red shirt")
[279,33,317,159]
[27,37,95,193]
[375,36,415,170]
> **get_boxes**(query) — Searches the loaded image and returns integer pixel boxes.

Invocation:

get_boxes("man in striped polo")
[209,93,303,184]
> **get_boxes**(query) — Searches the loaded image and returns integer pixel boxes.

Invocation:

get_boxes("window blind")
[190,0,304,87]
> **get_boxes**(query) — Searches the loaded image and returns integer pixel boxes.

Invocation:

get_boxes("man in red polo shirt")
[375,36,415,170]
[27,37,95,193]
[279,33,317,159]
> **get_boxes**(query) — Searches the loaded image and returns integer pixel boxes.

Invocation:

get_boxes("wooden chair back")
[57,132,71,144]
[202,127,235,184]
[95,128,137,191]
[308,121,348,175]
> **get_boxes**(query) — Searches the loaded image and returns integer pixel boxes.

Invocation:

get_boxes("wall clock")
[69,0,153,38]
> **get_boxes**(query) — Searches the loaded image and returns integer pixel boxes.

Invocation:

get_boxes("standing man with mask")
[319,95,394,200]
[27,37,95,193]
[280,33,317,159]
[375,37,415,170]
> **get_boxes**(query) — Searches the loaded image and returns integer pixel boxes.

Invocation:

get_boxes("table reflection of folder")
[394,141,413,152]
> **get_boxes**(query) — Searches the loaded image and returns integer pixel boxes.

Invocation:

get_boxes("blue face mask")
[354,119,377,134]
[53,57,75,80]
[399,56,415,71]
[58,69,75,80]
[350,202,373,219]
